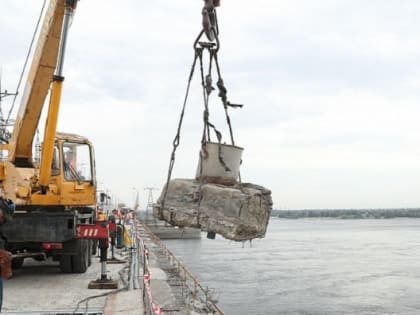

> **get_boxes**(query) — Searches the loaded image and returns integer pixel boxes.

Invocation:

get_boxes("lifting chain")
[160,49,201,218]
[160,0,242,218]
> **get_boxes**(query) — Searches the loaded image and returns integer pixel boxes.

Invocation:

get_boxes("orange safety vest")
[97,213,106,221]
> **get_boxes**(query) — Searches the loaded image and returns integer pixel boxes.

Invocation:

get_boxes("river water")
[163,218,420,315]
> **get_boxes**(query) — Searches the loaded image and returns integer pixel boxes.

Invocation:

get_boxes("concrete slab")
[150,278,177,309]
[103,289,144,315]
[149,267,167,280]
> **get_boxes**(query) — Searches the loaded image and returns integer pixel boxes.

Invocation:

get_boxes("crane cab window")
[63,143,92,182]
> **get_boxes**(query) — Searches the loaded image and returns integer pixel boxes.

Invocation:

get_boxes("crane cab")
[32,132,96,208]
[2,132,97,210]
[44,132,97,208]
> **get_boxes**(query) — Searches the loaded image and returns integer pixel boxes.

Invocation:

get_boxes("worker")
[64,150,77,179]
[124,210,133,225]
[123,226,132,247]
[0,249,12,310]
[112,209,123,224]
[96,208,106,221]
[110,209,120,224]
[0,198,14,312]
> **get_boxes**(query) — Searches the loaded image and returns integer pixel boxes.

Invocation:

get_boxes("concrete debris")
[153,179,273,241]
[185,296,215,315]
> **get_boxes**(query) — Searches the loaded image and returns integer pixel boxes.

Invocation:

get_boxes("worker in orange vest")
[96,208,106,222]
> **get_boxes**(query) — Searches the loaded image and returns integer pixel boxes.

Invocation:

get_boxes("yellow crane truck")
[0,0,101,273]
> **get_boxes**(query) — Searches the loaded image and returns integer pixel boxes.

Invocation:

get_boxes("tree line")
[272,208,420,219]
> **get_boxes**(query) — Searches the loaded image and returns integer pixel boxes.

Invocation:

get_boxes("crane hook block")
[204,0,220,6]
[66,0,78,9]
[202,0,219,41]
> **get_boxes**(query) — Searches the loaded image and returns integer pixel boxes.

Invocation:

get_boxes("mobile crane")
[0,0,103,273]
[0,0,230,275]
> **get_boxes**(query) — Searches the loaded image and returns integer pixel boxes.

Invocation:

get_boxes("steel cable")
[6,0,47,126]
[160,50,200,214]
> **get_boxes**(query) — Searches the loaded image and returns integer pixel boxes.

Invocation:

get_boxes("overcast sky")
[1,0,420,210]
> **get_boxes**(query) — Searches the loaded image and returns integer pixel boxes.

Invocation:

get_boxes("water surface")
[164,218,420,315]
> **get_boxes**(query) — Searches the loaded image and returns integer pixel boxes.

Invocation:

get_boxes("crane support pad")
[154,179,273,241]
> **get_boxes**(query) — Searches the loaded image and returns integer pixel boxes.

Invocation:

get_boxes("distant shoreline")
[271,208,420,219]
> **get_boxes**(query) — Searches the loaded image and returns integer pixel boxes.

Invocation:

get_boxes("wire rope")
[5,0,47,126]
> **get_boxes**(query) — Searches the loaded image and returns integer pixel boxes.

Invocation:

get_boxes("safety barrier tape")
[138,233,164,315]
[152,303,163,315]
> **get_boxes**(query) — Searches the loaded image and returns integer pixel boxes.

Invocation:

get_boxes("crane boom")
[8,0,65,167]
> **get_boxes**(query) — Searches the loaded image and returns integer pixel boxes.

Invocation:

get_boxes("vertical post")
[0,277,3,313]
[142,244,146,314]
[99,239,108,280]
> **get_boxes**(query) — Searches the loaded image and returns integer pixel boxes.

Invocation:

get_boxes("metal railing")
[139,222,224,315]
[135,223,163,315]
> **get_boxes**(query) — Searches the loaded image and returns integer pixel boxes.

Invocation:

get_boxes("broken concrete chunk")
[153,179,273,241]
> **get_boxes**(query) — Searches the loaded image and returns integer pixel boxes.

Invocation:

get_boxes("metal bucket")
[196,142,243,186]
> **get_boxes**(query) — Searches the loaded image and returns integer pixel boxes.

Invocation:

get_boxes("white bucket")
[196,142,243,185]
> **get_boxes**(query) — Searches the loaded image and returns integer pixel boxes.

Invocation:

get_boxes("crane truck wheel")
[71,239,89,273]
[59,239,89,273]
[59,255,72,273]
